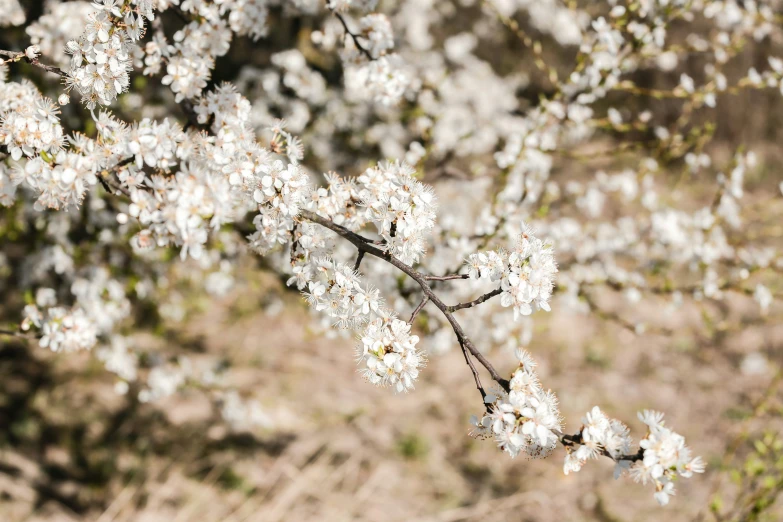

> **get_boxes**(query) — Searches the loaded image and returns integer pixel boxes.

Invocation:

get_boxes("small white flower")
[25,45,41,60]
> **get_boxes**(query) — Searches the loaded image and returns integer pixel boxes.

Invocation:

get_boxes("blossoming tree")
[2,0,782,509]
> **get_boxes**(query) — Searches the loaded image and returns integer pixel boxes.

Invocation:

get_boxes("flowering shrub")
[1,0,782,509]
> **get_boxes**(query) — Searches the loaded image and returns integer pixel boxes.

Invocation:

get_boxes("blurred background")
[2,1,783,521]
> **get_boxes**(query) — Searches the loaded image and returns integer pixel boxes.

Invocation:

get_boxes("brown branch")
[447,287,503,313]
[578,287,675,336]
[97,175,114,194]
[409,296,429,323]
[0,49,67,77]
[459,339,487,399]
[178,97,203,130]
[299,209,510,392]
[353,250,365,272]
[424,273,470,281]
[0,328,40,340]
[332,12,375,61]
[558,431,645,463]
[294,214,682,466]
[97,157,135,197]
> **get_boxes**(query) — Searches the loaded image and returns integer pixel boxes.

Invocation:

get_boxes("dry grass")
[2,279,782,522]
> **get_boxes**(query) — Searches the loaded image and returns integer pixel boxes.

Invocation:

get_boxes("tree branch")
[459,338,487,399]
[424,273,470,281]
[0,328,40,340]
[178,97,203,130]
[299,209,510,391]
[409,296,429,323]
[558,430,645,463]
[332,12,375,61]
[579,288,673,336]
[353,250,365,272]
[0,49,67,78]
[447,287,503,313]
[298,210,644,467]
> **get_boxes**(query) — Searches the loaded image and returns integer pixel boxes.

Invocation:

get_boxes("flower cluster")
[220,0,270,42]
[357,160,437,265]
[269,50,328,109]
[344,54,410,106]
[755,284,773,315]
[21,295,99,353]
[562,408,705,505]
[357,316,424,392]
[0,90,64,161]
[97,335,138,383]
[65,7,137,108]
[359,14,394,58]
[327,7,410,107]
[247,211,294,255]
[219,390,273,430]
[245,158,310,255]
[70,267,131,334]
[302,257,383,329]
[0,162,16,205]
[466,224,557,319]
[138,363,188,403]
[630,411,706,505]
[11,150,99,211]
[305,171,363,228]
[17,267,129,354]
[563,406,633,476]
[470,349,563,458]
[128,162,237,260]
[26,1,96,67]
[328,0,379,14]
[252,160,309,217]
[194,82,252,129]
[126,117,183,170]
[159,21,224,102]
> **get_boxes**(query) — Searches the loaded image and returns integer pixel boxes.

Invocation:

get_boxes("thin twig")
[97,175,114,195]
[409,296,429,323]
[332,12,375,61]
[353,250,365,272]
[98,175,129,197]
[447,288,503,313]
[0,328,39,340]
[579,288,673,336]
[424,274,469,281]
[459,339,487,399]
[178,97,203,130]
[0,49,67,77]
[558,430,645,462]
[100,158,134,197]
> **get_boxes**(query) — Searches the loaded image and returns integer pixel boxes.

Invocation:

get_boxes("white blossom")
[630,410,706,505]
[22,302,99,352]
[357,316,424,392]
[471,349,562,459]
[466,224,557,319]
[357,160,437,265]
